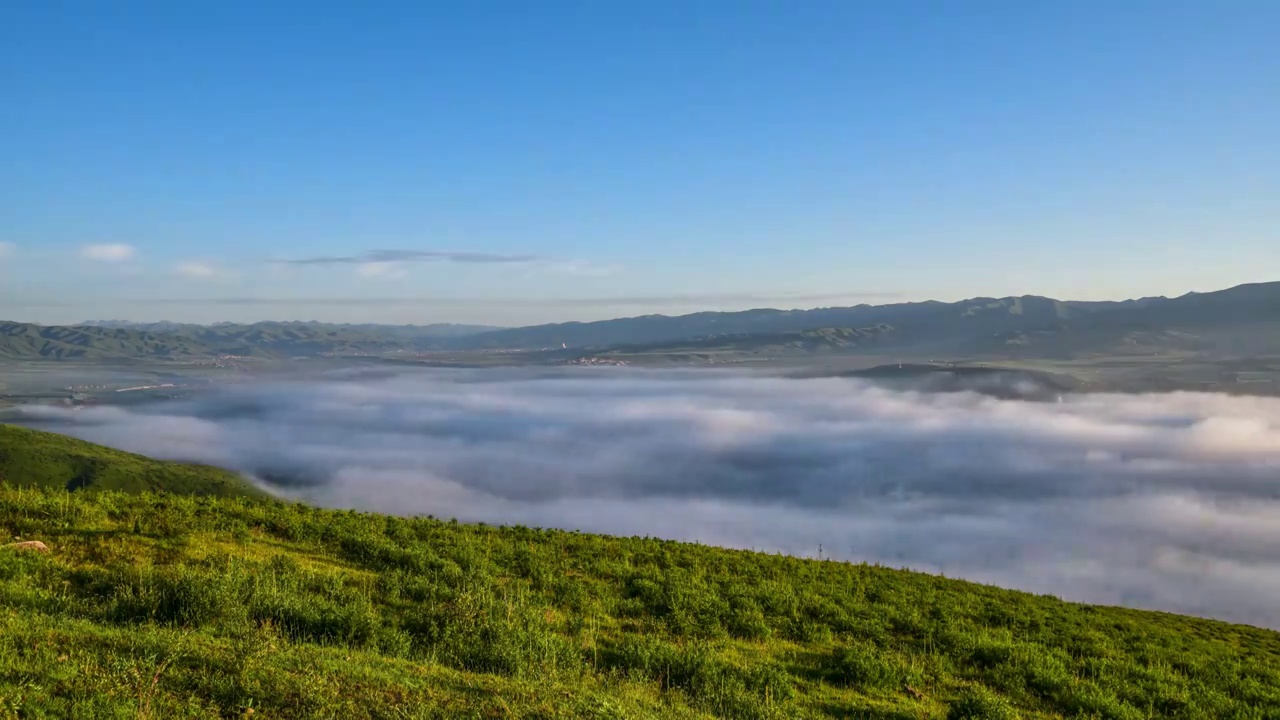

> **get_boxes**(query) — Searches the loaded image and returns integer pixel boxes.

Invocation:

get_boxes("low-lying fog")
[20,368,1280,628]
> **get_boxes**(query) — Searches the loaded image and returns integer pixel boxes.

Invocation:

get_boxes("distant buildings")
[1232,371,1277,390]
[563,356,630,367]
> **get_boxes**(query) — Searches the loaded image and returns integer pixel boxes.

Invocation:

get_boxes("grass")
[0,424,267,498]
[0,428,1277,718]
[0,488,1277,718]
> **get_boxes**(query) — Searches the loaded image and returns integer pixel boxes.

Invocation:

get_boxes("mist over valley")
[16,365,1280,629]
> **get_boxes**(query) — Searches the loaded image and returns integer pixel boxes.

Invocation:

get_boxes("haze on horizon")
[2,1,1278,326]
[5,281,1259,331]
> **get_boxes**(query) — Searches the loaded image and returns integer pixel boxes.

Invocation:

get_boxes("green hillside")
[0,443,1277,717]
[0,424,267,498]
[0,322,214,360]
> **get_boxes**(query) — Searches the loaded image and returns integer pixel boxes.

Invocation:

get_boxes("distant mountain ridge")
[79,320,502,337]
[451,281,1280,357]
[3,281,1279,360]
[0,320,492,360]
[451,294,1121,350]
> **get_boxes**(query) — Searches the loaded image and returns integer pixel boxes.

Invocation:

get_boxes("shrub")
[947,686,1017,720]
[404,588,577,678]
[109,565,248,628]
[830,643,917,691]
[1022,650,1073,699]
[785,617,832,644]
[250,588,379,647]
[599,636,793,719]
[968,636,1016,670]
[1059,683,1143,720]
[726,601,771,641]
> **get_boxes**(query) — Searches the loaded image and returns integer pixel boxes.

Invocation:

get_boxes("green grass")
[0,480,1277,719]
[0,424,267,499]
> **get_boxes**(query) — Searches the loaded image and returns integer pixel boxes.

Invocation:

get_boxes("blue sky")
[2,1,1277,326]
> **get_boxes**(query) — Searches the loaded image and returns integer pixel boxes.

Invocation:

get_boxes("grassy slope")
[0,482,1277,719]
[0,424,267,499]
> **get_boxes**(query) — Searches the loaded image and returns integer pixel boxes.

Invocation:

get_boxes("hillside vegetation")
[0,433,1277,718]
[0,425,266,498]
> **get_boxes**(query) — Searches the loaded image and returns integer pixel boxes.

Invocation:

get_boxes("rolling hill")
[0,424,266,498]
[0,321,470,360]
[0,429,1278,717]
[79,319,502,338]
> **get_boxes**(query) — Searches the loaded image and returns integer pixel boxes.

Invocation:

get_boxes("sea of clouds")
[20,367,1280,628]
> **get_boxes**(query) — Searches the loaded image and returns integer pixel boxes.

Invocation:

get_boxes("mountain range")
[78,319,501,337]
[452,282,1280,355]
[2,281,1278,361]
[0,321,489,360]
[443,281,1280,360]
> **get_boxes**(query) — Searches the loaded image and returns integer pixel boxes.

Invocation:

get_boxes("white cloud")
[543,259,624,277]
[0,242,14,259]
[81,244,136,262]
[356,262,407,279]
[175,261,220,279]
[517,259,624,280]
[279,249,542,266]
[276,249,620,278]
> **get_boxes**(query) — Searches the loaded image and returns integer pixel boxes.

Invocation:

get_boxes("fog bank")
[22,368,1280,628]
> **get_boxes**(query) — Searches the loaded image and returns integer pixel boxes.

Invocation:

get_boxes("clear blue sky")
[2,0,1277,325]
